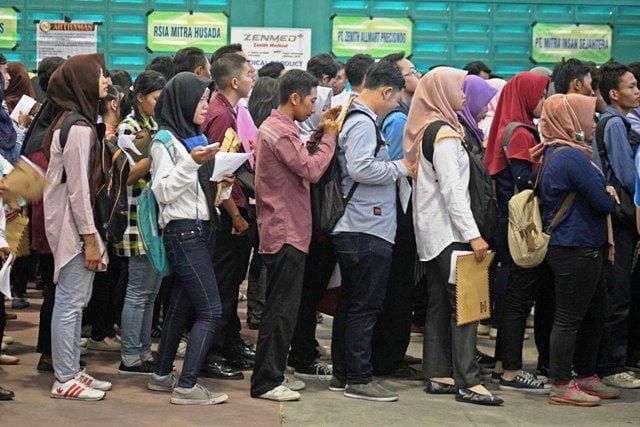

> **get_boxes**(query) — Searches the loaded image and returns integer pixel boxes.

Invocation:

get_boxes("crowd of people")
[0,44,639,409]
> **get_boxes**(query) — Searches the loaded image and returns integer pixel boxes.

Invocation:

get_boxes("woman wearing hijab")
[404,67,503,406]
[479,78,507,145]
[537,94,619,406]
[458,74,497,156]
[146,72,229,406]
[43,53,112,401]
[5,62,37,113]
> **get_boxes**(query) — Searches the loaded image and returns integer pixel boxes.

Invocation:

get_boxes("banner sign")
[332,17,412,58]
[147,11,228,53]
[37,21,97,64]
[230,27,311,70]
[532,23,612,64]
[0,7,17,49]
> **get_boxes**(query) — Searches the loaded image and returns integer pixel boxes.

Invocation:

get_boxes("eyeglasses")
[403,68,419,77]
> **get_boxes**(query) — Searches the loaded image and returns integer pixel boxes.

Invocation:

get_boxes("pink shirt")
[255,109,335,254]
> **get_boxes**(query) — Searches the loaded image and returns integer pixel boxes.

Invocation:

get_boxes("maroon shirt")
[202,92,248,209]
[255,109,335,254]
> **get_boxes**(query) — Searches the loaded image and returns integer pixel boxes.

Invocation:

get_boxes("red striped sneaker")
[50,378,105,401]
[75,370,112,391]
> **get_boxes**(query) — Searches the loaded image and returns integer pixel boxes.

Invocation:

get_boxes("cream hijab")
[404,67,467,177]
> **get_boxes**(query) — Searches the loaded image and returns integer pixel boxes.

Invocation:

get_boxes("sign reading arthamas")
[532,23,612,64]
[231,27,311,70]
[147,11,228,52]
[332,17,412,57]
[0,7,18,49]
[36,21,97,64]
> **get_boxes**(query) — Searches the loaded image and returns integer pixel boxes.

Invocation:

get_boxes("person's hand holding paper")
[209,152,253,182]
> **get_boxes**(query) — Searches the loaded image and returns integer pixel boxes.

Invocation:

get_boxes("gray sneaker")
[329,376,346,392]
[170,384,228,405]
[147,372,179,392]
[344,381,398,402]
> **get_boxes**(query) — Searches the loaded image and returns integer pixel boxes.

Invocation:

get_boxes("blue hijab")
[0,73,19,164]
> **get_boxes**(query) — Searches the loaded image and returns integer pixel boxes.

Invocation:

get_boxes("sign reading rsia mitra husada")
[147,11,228,52]
[332,17,412,58]
[231,27,311,70]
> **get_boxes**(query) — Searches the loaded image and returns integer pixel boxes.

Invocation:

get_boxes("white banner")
[231,27,312,70]
[36,21,97,64]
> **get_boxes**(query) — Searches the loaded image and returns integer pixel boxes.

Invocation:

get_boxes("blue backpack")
[137,130,175,277]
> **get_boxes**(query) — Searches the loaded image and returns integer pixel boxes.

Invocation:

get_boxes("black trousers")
[548,246,606,382]
[209,210,254,356]
[251,245,306,397]
[288,237,336,369]
[371,200,416,375]
[495,262,554,370]
[246,248,266,325]
[36,254,55,355]
[10,254,31,298]
[87,246,121,341]
[597,219,638,377]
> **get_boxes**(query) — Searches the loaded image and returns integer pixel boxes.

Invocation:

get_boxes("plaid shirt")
[113,111,158,258]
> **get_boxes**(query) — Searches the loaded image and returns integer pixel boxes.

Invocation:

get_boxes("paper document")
[454,252,495,326]
[209,152,253,182]
[449,250,473,284]
[0,253,15,299]
[117,134,141,165]
[10,95,37,123]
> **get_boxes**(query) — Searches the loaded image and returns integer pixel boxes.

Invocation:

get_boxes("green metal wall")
[2,0,639,77]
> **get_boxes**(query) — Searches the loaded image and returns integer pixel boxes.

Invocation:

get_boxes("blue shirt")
[539,146,615,248]
[591,106,636,194]
[380,111,407,161]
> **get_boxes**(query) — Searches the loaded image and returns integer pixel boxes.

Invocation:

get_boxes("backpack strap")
[421,120,448,165]
[595,115,631,180]
[535,146,577,233]
[59,112,93,183]
[501,122,540,156]
[151,130,176,164]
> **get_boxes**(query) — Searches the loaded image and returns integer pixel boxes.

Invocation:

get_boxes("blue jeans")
[120,255,163,366]
[331,232,393,384]
[154,220,221,388]
[52,253,95,382]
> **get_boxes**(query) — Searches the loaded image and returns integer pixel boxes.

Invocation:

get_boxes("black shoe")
[118,361,154,375]
[225,355,254,370]
[79,358,87,368]
[37,360,54,373]
[0,387,14,401]
[425,380,457,395]
[150,326,162,339]
[456,388,504,406]
[535,365,550,382]
[385,365,424,381]
[236,341,256,361]
[475,350,496,368]
[490,371,502,383]
[247,321,260,330]
[199,360,244,380]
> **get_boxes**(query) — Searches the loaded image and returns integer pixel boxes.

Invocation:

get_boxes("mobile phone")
[204,143,220,151]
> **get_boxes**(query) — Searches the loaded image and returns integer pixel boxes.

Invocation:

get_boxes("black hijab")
[155,72,219,224]
[0,72,18,164]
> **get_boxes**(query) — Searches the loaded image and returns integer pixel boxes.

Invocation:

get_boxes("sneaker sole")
[170,394,228,405]
[258,394,300,402]
[548,396,600,407]
[603,382,640,389]
[499,384,550,394]
[582,390,621,399]
[294,372,332,381]
[118,369,152,376]
[51,393,105,401]
[88,384,112,392]
[343,391,398,402]
[328,386,346,392]
[148,384,174,392]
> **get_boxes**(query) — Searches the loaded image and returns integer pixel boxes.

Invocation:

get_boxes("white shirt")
[413,133,480,261]
[297,86,333,142]
[150,131,210,228]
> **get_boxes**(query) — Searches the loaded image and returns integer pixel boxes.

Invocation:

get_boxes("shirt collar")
[605,105,628,120]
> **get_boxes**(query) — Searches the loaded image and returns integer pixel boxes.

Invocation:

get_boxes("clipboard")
[455,252,495,326]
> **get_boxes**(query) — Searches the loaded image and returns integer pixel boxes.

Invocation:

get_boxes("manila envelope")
[455,252,495,326]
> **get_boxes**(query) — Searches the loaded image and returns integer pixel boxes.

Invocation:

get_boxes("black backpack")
[59,113,129,244]
[595,115,640,228]
[422,120,497,240]
[310,109,384,234]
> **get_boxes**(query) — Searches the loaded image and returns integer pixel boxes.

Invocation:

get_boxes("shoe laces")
[518,371,543,387]
[618,371,637,381]
[194,383,211,398]
[312,361,332,378]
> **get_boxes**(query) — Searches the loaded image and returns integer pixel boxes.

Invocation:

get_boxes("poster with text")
[0,7,18,49]
[147,11,228,52]
[36,21,97,64]
[332,17,412,58]
[231,27,311,70]
[532,23,612,64]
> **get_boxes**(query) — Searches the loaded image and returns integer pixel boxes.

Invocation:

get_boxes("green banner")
[532,23,612,64]
[147,11,228,53]
[0,7,18,49]
[332,17,412,58]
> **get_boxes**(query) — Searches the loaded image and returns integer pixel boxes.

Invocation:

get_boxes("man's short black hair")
[0,54,6,65]
[552,58,591,94]
[336,61,345,70]
[110,69,133,89]
[258,62,285,79]
[628,62,640,87]
[380,52,405,64]
[363,60,405,91]
[464,61,492,76]
[583,61,600,92]
[278,69,318,105]
[599,61,633,105]
[147,56,175,82]
[211,43,243,66]
[37,56,65,93]
[173,47,208,74]
[212,53,248,90]
[306,53,338,81]
[345,54,375,88]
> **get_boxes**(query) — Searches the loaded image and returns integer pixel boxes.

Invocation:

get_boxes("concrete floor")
[2,285,640,426]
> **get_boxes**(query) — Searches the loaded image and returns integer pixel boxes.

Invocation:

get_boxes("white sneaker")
[75,370,112,391]
[176,339,187,358]
[603,372,640,389]
[80,338,88,348]
[1,342,6,352]
[51,378,105,401]
[2,335,14,345]
[489,327,498,340]
[87,337,121,352]
[283,376,306,391]
[258,385,301,402]
[477,324,490,336]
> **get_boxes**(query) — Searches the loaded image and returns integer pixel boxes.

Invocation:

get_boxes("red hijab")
[483,72,549,176]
